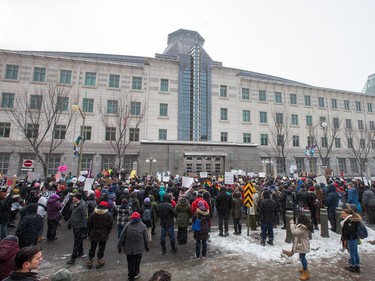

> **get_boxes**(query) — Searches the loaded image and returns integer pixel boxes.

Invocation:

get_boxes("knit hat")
[98,201,108,209]
[51,269,72,281]
[198,201,206,211]
[3,235,18,243]
[124,188,129,193]
[309,187,316,192]
[131,212,141,219]
[50,194,60,200]
[144,197,150,203]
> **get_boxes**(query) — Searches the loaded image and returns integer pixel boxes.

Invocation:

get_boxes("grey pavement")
[6,218,375,281]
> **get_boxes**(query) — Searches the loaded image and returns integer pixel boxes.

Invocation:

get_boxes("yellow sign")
[243,182,255,207]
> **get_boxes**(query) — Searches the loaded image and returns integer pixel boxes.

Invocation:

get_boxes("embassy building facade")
[0,29,374,179]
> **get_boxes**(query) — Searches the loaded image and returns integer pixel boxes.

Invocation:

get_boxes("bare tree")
[6,83,76,177]
[344,125,375,180]
[268,110,293,175]
[98,94,147,171]
[313,118,342,168]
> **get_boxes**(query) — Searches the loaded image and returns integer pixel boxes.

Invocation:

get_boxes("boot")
[66,258,75,265]
[238,225,242,235]
[261,240,266,246]
[300,270,310,280]
[355,266,360,273]
[345,265,357,272]
[161,242,166,254]
[86,258,93,269]
[267,240,274,246]
[219,232,224,237]
[282,249,294,257]
[224,232,229,237]
[96,259,105,269]
[171,241,177,253]
[233,225,238,235]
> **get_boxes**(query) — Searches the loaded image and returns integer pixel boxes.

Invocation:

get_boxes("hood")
[178,197,189,206]
[38,196,47,206]
[94,207,109,215]
[197,208,209,216]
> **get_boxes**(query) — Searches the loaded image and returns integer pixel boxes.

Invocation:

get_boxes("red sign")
[23,159,34,168]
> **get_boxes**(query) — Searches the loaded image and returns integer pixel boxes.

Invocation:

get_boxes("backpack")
[285,194,294,209]
[142,208,152,221]
[356,221,368,239]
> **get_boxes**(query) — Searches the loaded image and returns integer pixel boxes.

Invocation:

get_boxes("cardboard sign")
[182,176,194,188]
[200,172,208,178]
[84,178,95,191]
[224,172,234,184]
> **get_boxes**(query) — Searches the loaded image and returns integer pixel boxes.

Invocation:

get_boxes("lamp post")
[72,104,86,177]
[261,159,274,176]
[145,157,157,175]
[307,121,327,174]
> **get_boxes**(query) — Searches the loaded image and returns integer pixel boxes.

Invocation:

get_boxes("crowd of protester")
[0,169,374,280]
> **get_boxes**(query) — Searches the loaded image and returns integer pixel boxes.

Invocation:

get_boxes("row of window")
[0,122,169,141]
[220,108,375,130]
[3,64,170,92]
[220,131,375,150]
[219,85,373,112]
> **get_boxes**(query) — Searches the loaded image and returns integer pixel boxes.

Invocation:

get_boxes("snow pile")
[209,225,375,264]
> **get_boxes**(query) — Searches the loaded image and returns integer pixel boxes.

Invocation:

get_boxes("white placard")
[162,176,170,182]
[315,175,327,186]
[84,178,95,191]
[258,172,266,178]
[225,172,234,184]
[200,172,208,178]
[78,175,86,182]
[27,172,40,182]
[290,165,297,173]
[182,176,194,188]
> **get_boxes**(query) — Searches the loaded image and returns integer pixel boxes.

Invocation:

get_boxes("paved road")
[7,217,375,281]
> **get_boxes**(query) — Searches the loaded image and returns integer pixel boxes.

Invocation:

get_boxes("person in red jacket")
[190,192,210,214]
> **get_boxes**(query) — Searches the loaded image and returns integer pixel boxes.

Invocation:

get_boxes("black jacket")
[216,190,232,217]
[158,201,176,227]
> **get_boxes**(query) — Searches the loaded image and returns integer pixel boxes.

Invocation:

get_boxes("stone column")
[320,208,329,238]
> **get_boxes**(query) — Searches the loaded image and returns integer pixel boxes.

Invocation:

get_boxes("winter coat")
[141,202,153,227]
[324,185,339,213]
[46,195,62,221]
[158,201,176,227]
[296,188,309,209]
[290,223,310,253]
[117,220,149,255]
[362,189,375,207]
[0,193,13,224]
[280,189,296,211]
[2,271,39,281]
[216,190,232,217]
[341,214,361,241]
[193,208,210,241]
[86,194,97,216]
[69,200,87,229]
[16,204,43,248]
[87,207,113,242]
[248,191,259,215]
[231,191,243,219]
[0,239,20,280]
[149,195,159,223]
[114,203,132,227]
[258,197,277,224]
[190,197,210,214]
[175,197,191,228]
[347,188,360,206]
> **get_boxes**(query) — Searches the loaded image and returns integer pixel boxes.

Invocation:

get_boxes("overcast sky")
[1,0,374,93]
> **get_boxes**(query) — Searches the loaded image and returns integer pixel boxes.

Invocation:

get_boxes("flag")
[74,136,81,157]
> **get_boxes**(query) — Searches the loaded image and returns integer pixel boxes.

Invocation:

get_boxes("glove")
[118,247,122,254]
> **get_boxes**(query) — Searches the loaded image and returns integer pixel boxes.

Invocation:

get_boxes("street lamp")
[145,157,157,175]
[261,159,274,176]
[72,104,86,177]
[306,121,327,174]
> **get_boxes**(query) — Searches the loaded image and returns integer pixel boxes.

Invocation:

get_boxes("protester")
[193,201,210,258]
[231,189,242,235]
[361,185,375,224]
[46,194,62,242]
[158,194,177,254]
[36,196,47,241]
[16,203,43,248]
[118,212,149,281]
[86,201,113,269]
[2,246,43,281]
[175,195,190,245]
[113,198,133,238]
[341,203,361,273]
[324,184,340,231]
[0,186,13,239]
[67,193,88,265]
[258,190,277,246]
[215,186,232,237]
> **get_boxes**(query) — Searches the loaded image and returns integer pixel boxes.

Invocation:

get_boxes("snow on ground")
[208,225,375,265]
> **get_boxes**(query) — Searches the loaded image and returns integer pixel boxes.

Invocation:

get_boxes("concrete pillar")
[285,210,294,243]
[335,207,343,234]
[303,210,312,240]
[320,208,329,238]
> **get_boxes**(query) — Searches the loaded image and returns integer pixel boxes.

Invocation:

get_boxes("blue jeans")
[196,239,207,258]
[160,225,175,244]
[0,223,7,239]
[261,222,274,241]
[299,253,307,270]
[117,225,124,239]
[348,239,360,266]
